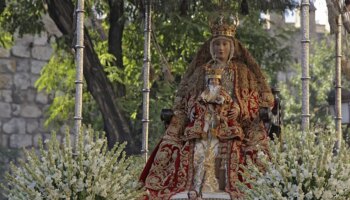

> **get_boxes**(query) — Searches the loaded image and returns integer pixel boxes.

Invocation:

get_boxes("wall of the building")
[0,33,54,148]
[0,15,63,151]
[0,15,64,199]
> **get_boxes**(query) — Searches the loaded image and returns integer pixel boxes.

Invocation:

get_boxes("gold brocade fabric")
[183,85,243,141]
[193,137,220,193]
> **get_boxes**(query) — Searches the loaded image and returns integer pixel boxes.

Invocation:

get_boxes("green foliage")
[44,94,75,127]
[35,44,103,130]
[245,0,298,12]
[0,29,12,48]
[236,11,294,84]
[0,2,13,48]
[281,39,335,126]
[35,46,75,93]
[34,46,75,128]
[0,0,45,36]
[239,126,350,199]
[151,0,298,16]
[1,126,145,200]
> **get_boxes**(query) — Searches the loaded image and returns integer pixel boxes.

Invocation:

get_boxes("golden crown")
[209,14,239,37]
[205,67,224,80]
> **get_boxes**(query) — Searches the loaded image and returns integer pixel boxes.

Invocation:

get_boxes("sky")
[314,1,328,25]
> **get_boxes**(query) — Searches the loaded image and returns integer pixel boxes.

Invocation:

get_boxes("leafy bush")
[239,126,350,199]
[1,127,144,200]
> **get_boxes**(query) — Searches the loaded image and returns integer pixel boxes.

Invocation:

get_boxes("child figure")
[183,67,243,194]
[184,67,243,141]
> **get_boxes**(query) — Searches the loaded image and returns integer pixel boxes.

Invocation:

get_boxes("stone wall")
[0,14,63,151]
[0,16,64,199]
[0,33,53,149]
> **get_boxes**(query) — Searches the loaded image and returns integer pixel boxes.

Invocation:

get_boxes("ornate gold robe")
[139,59,274,199]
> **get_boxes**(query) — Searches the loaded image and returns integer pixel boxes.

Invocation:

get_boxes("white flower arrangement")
[1,126,145,200]
[238,125,350,200]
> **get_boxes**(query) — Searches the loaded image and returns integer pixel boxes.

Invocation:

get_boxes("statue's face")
[209,78,220,86]
[212,38,231,62]
[188,191,197,199]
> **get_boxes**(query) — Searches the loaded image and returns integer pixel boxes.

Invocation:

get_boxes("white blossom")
[239,126,350,199]
[3,128,144,200]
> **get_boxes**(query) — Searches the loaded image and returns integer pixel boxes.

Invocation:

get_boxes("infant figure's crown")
[205,67,224,80]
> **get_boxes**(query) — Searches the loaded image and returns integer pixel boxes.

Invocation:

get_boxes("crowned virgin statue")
[139,14,274,200]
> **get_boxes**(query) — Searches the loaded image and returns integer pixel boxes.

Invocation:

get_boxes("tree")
[0,0,297,154]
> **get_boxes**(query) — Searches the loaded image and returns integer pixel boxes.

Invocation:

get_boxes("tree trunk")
[108,0,142,149]
[45,0,138,154]
[108,0,126,97]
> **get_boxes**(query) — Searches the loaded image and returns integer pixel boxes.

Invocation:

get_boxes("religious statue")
[140,13,274,200]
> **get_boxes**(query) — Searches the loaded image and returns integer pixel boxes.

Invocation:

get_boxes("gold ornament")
[209,14,239,37]
[205,67,224,80]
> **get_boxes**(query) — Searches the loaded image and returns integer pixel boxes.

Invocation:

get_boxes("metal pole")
[142,0,152,162]
[334,14,342,152]
[74,0,85,142]
[301,0,310,133]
